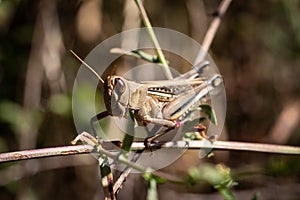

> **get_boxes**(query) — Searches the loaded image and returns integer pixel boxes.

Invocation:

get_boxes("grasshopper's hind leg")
[144,126,175,148]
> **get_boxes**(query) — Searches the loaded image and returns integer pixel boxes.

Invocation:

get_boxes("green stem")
[134,0,173,79]
[217,186,236,200]
[147,178,159,200]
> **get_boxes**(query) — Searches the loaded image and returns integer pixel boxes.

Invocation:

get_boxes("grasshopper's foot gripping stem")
[143,127,175,149]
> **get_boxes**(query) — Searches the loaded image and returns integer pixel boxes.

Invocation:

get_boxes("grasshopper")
[71,51,221,200]
[71,51,221,144]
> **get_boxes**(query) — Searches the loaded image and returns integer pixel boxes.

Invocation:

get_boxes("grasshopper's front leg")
[143,115,176,127]
[90,111,110,140]
[137,98,178,147]
[137,98,177,127]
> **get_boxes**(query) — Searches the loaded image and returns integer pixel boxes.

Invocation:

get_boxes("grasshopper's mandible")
[71,51,221,142]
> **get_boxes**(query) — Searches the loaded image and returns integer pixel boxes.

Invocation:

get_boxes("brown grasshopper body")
[70,50,221,140]
[103,73,221,130]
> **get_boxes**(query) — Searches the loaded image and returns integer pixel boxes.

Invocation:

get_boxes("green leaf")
[100,162,112,177]
[121,110,135,155]
[217,186,236,200]
[110,48,170,65]
[132,50,160,63]
[199,104,217,125]
[0,101,43,135]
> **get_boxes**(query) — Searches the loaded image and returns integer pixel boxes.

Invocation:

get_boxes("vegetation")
[0,0,300,200]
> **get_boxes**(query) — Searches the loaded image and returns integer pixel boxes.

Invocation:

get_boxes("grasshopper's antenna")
[70,50,104,84]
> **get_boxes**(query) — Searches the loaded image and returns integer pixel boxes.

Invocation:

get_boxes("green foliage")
[143,171,166,184]
[280,0,300,50]
[99,160,112,178]
[111,48,165,64]
[183,130,205,141]
[182,104,217,141]
[183,104,217,126]
[49,94,71,116]
[73,83,105,132]
[132,50,160,63]
[198,104,218,125]
[0,0,16,33]
[144,170,166,200]
[0,101,43,135]
[264,157,300,177]
[186,164,237,200]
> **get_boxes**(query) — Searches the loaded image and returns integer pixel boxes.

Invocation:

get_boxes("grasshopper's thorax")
[104,76,148,119]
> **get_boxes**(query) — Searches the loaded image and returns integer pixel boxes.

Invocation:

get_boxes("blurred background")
[0,0,300,199]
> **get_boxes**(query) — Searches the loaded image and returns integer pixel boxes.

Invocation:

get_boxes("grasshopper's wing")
[143,75,222,103]
[142,78,204,91]
[141,78,205,101]
[141,78,204,87]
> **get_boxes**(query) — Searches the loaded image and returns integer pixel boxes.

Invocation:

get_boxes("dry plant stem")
[0,145,93,162]
[214,141,300,154]
[113,168,132,194]
[134,0,173,79]
[1,140,300,163]
[130,141,300,155]
[195,0,232,64]
[97,148,182,183]
[113,150,144,194]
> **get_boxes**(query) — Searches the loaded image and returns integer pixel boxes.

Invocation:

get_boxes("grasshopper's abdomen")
[162,75,221,121]
[162,89,201,121]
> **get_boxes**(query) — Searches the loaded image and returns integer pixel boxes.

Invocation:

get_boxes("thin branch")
[113,149,144,194]
[0,145,93,162]
[194,0,232,64]
[113,168,132,194]
[1,140,300,163]
[130,140,300,155]
[72,133,182,184]
[1,137,299,191]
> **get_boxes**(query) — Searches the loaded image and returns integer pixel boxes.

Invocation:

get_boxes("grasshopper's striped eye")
[115,78,126,94]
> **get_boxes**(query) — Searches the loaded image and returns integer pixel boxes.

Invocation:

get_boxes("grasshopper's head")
[104,76,130,117]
